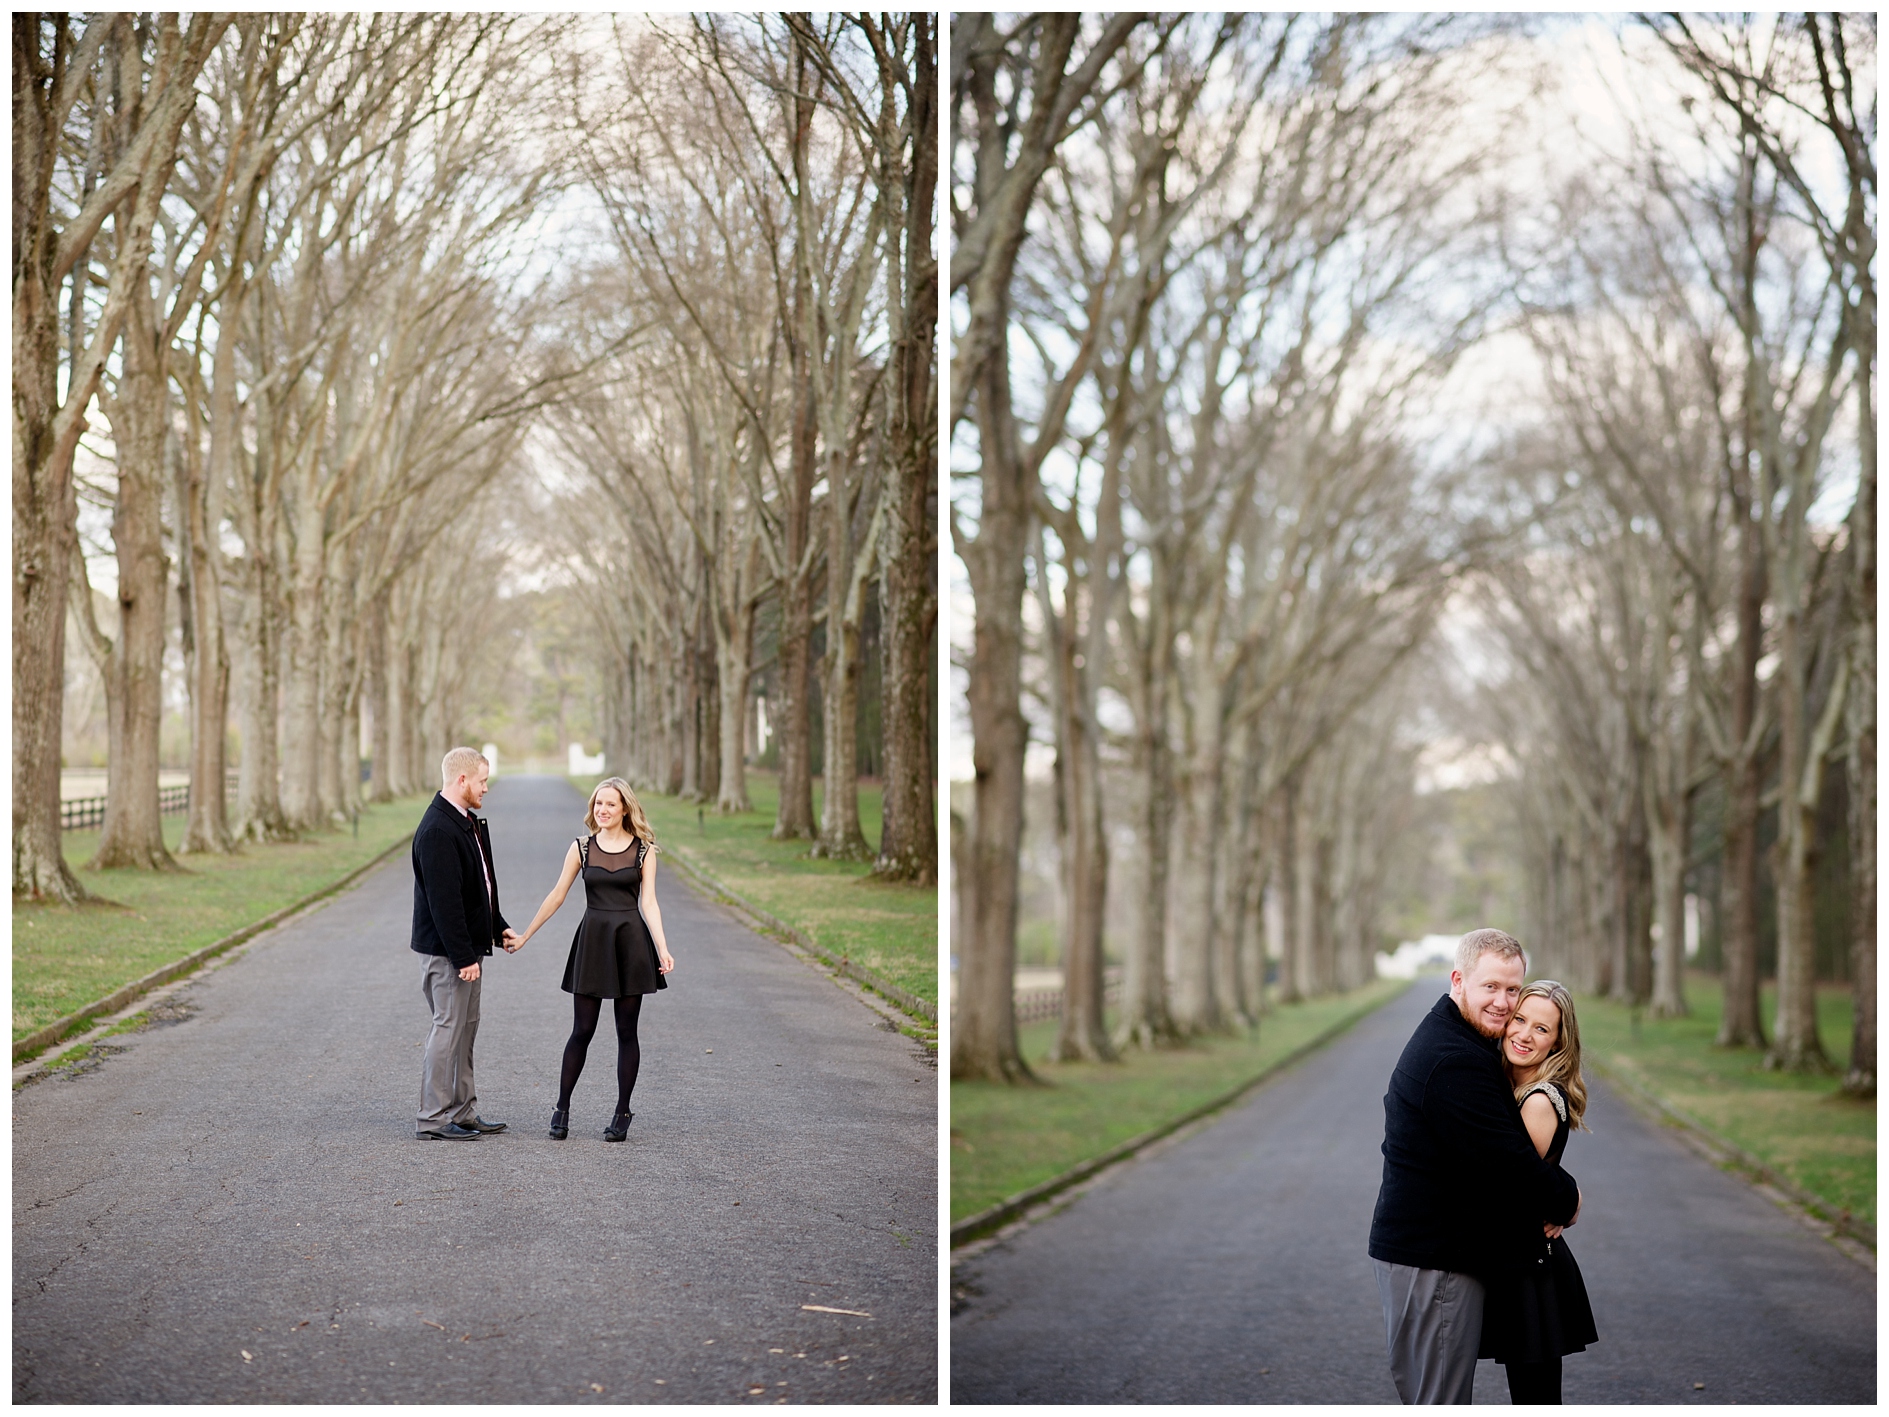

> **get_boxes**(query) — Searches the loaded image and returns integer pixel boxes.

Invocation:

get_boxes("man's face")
[1450,951,1525,1039]
[462,764,490,809]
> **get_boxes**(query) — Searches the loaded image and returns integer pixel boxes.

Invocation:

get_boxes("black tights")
[1504,1357,1562,1404]
[556,993,643,1114]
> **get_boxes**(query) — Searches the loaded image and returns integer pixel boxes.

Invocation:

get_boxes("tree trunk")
[1208,749,1247,1026]
[177,331,234,852]
[1648,783,1691,1018]
[815,615,870,857]
[91,307,179,872]
[871,12,937,887]
[1043,586,1113,1064]
[279,485,326,829]
[814,486,874,857]
[951,358,1033,1083]
[715,592,756,814]
[1292,822,1317,999]
[1274,779,1303,1003]
[230,540,292,842]
[1169,667,1226,1035]
[1766,613,1836,1073]
[1842,403,1876,1096]
[366,592,392,803]
[662,633,687,795]
[1716,524,1767,1048]
[771,316,819,839]
[695,575,720,806]
[1606,787,1653,1006]
[1116,651,1177,1049]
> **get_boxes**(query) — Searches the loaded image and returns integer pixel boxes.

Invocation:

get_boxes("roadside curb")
[950,980,1413,1250]
[12,832,415,1070]
[1586,1053,1875,1271]
[658,841,937,1030]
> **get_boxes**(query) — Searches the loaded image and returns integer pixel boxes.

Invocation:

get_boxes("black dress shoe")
[462,1115,507,1133]
[603,1110,633,1143]
[549,1108,569,1141]
[417,1122,480,1140]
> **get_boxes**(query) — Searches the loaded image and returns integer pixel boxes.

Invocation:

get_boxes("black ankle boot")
[603,1110,632,1143]
[549,1107,569,1141]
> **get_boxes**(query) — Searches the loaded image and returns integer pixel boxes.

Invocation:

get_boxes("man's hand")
[458,961,481,982]
[1543,1223,1564,1240]
[501,929,522,953]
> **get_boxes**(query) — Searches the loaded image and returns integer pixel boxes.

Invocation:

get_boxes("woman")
[510,777,675,1142]
[1480,979,1599,1403]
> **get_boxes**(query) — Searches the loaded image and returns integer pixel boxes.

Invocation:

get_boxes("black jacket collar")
[430,792,483,829]
[1432,991,1501,1055]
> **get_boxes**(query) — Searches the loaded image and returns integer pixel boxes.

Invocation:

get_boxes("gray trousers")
[417,955,481,1131]
[1373,1259,1485,1404]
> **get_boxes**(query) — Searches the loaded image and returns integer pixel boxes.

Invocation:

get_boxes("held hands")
[1543,1187,1584,1240]
[501,928,523,953]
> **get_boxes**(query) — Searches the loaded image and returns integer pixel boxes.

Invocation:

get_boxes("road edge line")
[658,842,938,1031]
[1585,1053,1875,1270]
[950,978,1415,1250]
[12,832,415,1069]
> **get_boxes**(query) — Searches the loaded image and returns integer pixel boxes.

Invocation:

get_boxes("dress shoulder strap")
[578,835,590,868]
[636,837,648,867]
[1519,1080,1568,1123]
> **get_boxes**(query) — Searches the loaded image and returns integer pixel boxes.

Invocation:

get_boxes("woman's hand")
[658,949,675,974]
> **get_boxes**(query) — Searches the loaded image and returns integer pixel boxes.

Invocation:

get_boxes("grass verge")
[575,770,937,1012]
[1574,973,1873,1229]
[951,976,1410,1225]
[14,797,430,1045]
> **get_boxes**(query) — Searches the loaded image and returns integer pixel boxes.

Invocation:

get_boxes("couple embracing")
[1370,928,1597,1405]
[410,747,676,1144]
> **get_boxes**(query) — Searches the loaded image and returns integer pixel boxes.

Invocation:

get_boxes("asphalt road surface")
[952,978,1874,1404]
[15,775,937,1404]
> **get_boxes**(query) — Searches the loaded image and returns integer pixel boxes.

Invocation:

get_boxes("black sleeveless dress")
[559,835,666,999]
[1480,1081,1599,1365]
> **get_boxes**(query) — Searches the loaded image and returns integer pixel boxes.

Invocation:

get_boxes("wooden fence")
[1013,971,1124,1025]
[60,772,243,832]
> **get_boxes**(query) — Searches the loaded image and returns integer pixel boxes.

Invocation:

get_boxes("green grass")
[582,769,937,1011]
[13,797,430,1044]
[1574,973,1874,1227]
[951,977,1411,1222]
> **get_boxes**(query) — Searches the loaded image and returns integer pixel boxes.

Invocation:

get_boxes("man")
[412,746,518,1140]
[1368,928,1581,1403]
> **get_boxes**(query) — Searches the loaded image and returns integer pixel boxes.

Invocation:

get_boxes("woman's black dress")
[1480,1081,1598,1366]
[560,835,666,999]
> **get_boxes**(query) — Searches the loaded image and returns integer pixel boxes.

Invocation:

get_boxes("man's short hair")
[440,746,488,786]
[1455,927,1526,977]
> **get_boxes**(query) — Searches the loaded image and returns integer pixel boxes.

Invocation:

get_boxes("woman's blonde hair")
[1512,979,1588,1131]
[585,777,659,850]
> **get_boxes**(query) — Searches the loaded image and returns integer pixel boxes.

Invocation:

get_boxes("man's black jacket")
[1368,992,1580,1279]
[410,793,510,971]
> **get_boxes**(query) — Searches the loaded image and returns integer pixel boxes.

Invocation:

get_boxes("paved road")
[15,776,937,1404]
[951,978,1874,1404]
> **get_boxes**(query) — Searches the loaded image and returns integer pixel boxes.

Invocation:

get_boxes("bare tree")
[1647,11,1875,1077]
[950,12,1155,1082]
[14,12,231,900]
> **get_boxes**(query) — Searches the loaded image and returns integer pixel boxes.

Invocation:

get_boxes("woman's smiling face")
[592,788,625,828]
[1503,994,1561,1073]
